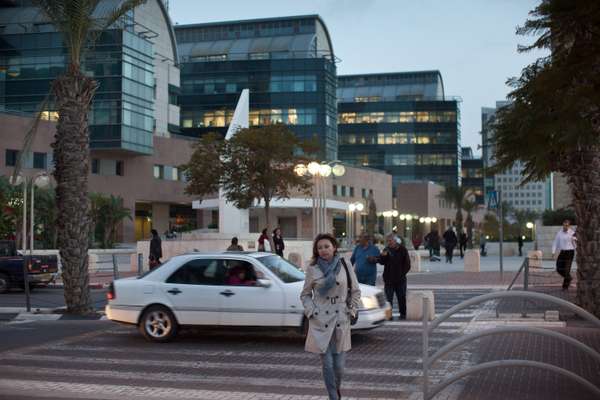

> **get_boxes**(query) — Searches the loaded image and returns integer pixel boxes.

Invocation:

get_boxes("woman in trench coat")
[300,233,361,400]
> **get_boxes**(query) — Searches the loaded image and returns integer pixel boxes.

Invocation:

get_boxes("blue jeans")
[320,339,346,400]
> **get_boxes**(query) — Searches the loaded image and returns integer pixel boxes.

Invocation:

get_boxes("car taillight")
[106,282,115,301]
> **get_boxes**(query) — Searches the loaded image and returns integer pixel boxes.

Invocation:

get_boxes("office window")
[332,184,337,196]
[361,188,367,199]
[5,149,18,167]
[341,186,347,196]
[349,187,354,197]
[91,159,99,174]
[153,165,164,179]
[116,161,124,176]
[33,152,47,169]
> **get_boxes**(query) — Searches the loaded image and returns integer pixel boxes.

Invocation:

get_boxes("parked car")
[106,252,391,342]
[0,240,59,293]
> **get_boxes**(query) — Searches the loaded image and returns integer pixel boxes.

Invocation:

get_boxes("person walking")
[443,227,458,263]
[459,231,468,258]
[552,219,576,290]
[480,233,487,256]
[272,228,285,257]
[424,230,441,262]
[257,228,269,252]
[518,235,524,257]
[149,229,162,270]
[377,233,411,320]
[301,233,361,400]
[226,237,244,251]
[350,233,380,286]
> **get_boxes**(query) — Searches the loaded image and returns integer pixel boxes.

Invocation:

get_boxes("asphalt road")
[0,288,108,311]
[0,289,490,400]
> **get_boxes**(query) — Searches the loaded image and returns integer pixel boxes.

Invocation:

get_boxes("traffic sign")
[487,190,498,210]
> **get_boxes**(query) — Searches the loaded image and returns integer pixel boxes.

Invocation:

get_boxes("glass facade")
[175,16,338,160]
[0,23,155,154]
[338,72,461,190]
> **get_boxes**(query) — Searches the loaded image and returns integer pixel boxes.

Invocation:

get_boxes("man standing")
[377,234,411,320]
[518,235,524,257]
[443,226,458,264]
[350,233,380,286]
[459,230,468,258]
[552,219,576,290]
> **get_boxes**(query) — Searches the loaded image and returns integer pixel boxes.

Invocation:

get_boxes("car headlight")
[360,295,378,310]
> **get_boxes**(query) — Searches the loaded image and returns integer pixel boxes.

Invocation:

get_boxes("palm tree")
[438,185,472,232]
[32,0,146,314]
[491,1,600,315]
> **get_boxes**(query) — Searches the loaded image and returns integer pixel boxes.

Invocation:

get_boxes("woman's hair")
[262,228,267,235]
[273,227,281,235]
[310,233,338,265]
[151,229,158,236]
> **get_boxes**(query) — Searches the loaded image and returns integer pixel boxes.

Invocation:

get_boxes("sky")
[167,0,547,156]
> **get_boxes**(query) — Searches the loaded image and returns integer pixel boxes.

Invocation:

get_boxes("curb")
[1,307,106,323]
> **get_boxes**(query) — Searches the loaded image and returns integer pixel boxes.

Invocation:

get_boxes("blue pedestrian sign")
[487,190,498,210]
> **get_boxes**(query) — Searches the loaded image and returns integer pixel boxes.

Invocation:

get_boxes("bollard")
[112,254,119,280]
[422,297,430,399]
[137,253,143,275]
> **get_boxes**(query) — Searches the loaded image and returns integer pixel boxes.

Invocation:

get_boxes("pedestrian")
[459,230,468,258]
[518,235,524,257]
[226,237,244,251]
[424,230,441,262]
[443,226,458,263]
[149,229,162,270]
[272,228,285,257]
[377,233,411,320]
[257,228,269,252]
[480,234,487,256]
[301,233,361,400]
[350,233,380,286]
[552,219,576,290]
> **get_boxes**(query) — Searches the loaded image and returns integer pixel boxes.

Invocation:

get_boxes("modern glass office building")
[337,71,461,190]
[174,15,339,160]
[461,147,484,204]
[0,0,180,155]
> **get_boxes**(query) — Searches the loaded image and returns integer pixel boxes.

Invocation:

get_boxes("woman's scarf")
[316,255,341,295]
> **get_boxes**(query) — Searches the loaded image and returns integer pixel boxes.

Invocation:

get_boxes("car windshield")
[259,255,305,283]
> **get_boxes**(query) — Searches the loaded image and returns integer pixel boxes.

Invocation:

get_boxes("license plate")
[30,273,52,282]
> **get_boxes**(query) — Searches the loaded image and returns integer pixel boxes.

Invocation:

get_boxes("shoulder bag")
[340,258,358,325]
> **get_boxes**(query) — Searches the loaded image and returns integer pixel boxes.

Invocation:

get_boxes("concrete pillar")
[464,249,480,272]
[408,250,421,272]
[406,290,435,321]
[528,250,543,268]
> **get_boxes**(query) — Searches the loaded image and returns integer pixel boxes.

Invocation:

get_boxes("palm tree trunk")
[52,67,98,314]
[567,147,600,317]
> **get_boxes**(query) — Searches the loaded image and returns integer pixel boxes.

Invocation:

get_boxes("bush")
[542,208,576,226]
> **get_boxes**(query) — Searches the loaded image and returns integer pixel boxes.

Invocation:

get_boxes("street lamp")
[295,161,346,238]
[526,221,537,250]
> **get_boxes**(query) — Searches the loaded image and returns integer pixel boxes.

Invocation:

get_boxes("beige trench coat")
[300,258,361,354]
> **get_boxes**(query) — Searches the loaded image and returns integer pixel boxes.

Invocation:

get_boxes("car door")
[219,258,285,326]
[162,257,226,325]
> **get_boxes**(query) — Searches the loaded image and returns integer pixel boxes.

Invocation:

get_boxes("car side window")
[166,259,226,285]
[223,259,262,286]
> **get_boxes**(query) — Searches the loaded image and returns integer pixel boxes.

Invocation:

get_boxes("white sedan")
[105,252,391,342]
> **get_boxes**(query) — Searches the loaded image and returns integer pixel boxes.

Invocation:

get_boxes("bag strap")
[340,258,352,295]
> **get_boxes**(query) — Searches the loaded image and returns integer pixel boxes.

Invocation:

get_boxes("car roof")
[178,251,268,259]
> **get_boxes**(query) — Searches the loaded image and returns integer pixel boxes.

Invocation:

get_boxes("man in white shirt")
[552,219,576,290]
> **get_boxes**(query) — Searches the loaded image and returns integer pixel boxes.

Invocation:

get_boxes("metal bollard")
[112,254,119,280]
[137,253,143,275]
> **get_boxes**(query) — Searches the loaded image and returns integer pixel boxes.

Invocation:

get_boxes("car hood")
[285,281,381,299]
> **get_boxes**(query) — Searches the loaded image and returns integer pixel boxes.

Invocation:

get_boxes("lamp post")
[347,201,364,245]
[9,172,50,312]
[526,221,537,250]
[295,161,345,238]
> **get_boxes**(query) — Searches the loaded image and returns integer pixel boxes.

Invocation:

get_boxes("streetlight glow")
[419,217,425,223]
[348,203,356,212]
[307,161,320,175]
[332,164,345,177]
[405,214,413,221]
[319,164,332,177]
[392,210,399,217]
[399,214,406,220]
[425,217,432,223]
[356,203,364,212]
[526,222,534,229]
[431,217,438,223]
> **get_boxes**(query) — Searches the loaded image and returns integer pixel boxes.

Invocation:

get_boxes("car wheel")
[139,305,179,342]
[0,273,9,294]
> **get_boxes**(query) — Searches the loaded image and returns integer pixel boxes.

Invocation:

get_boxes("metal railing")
[421,291,600,400]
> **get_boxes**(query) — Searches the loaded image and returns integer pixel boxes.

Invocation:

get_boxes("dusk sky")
[167,0,547,156]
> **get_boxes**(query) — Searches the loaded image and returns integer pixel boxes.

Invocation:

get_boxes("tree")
[0,177,19,241]
[89,193,132,248]
[511,209,539,237]
[492,0,600,315]
[438,185,472,231]
[29,0,146,314]
[182,125,316,241]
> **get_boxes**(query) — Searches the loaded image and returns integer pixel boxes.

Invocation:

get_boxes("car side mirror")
[256,278,272,288]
